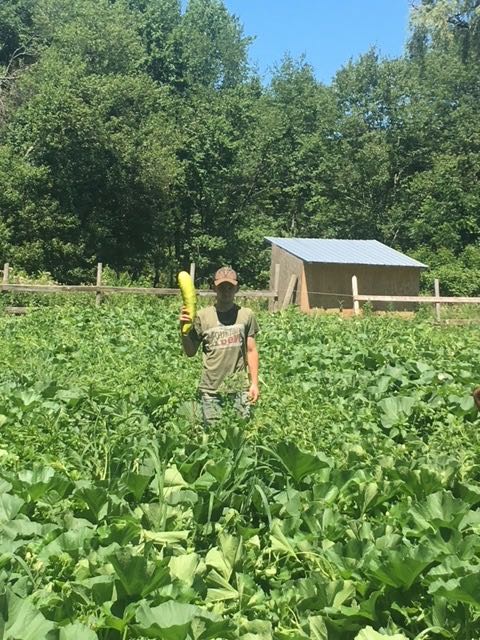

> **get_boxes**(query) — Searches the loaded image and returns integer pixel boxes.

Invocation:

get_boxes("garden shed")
[266,237,427,312]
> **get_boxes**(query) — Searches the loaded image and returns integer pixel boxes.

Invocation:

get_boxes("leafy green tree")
[128,0,184,87]
[1,0,479,292]
[0,0,36,66]
[0,144,80,274]
[30,0,145,75]
[181,0,251,89]
[232,57,338,248]
[2,47,180,280]
[127,0,251,92]
[410,0,480,60]
[165,81,262,283]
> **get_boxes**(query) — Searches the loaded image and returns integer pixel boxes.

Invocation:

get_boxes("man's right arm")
[180,307,200,357]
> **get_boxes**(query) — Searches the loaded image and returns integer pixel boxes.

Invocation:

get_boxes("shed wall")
[269,246,304,308]
[303,263,422,311]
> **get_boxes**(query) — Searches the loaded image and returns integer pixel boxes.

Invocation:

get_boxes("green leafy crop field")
[0,301,479,639]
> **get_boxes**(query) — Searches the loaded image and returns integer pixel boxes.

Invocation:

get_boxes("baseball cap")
[214,266,238,286]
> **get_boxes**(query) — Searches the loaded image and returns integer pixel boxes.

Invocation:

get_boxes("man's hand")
[179,306,192,333]
[179,306,199,357]
[248,382,259,403]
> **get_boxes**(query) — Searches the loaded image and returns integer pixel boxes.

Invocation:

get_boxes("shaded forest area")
[0,0,479,292]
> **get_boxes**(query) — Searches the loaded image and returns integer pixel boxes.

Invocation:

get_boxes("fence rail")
[351,275,480,319]
[354,294,480,304]
[1,262,278,310]
[1,283,276,298]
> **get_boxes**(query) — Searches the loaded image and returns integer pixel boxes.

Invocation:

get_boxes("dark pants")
[200,391,251,427]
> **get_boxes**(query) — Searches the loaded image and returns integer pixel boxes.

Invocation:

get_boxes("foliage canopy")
[0,0,478,291]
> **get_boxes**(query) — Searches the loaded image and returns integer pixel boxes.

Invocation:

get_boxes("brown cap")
[214,266,238,286]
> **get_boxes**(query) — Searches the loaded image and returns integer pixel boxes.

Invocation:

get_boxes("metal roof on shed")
[265,238,427,268]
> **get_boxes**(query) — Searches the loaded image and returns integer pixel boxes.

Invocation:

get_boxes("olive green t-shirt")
[190,305,259,393]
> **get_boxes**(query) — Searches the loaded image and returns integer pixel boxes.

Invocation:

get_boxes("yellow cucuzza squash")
[178,271,197,335]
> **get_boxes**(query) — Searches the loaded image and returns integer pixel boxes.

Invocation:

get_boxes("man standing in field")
[179,267,259,426]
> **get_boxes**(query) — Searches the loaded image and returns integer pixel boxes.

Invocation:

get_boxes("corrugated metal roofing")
[265,237,427,268]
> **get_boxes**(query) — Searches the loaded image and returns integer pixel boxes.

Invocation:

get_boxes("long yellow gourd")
[178,271,197,335]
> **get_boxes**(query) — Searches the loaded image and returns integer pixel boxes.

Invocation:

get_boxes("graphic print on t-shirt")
[204,323,244,350]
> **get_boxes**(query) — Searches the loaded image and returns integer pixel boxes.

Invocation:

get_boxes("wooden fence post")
[434,278,441,322]
[352,275,360,316]
[2,262,9,287]
[189,262,196,282]
[281,274,297,310]
[96,263,103,307]
[271,263,280,312]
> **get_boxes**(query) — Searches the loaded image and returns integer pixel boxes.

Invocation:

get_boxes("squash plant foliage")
[0,301,479,638]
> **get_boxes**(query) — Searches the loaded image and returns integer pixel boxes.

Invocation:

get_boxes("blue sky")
[222,0,412,84]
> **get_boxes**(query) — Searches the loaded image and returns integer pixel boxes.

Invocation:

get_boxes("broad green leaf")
[16,390,41,407]
[398,467,446,499]
[360,482,379,515]
[269,521,298,558]
[140,502,166,529]
[2,516,42,539]
[330,580,356,608]
[142,530,189,545]
[0,494,24,522]
[39,527,95,561]
[110,549,170,597]
[17,467,72,501]
[195,619,236,639]
[3,591,55,640]
[378,396,415,426]
[459,509,480,531]
[238,620,272,640]
[0,479,12,493]
[206,459,232,483]
[448,394,475,414]
[426,555,475,580]
[309,616,328,640]
[272,442,331,484]
[78,575,114,604]
[456,482,480,507]
[163,466,187,492]
[59,623,98,639]
[75,485,110,522]
[18,466,54,489]
[296,577,355,612]
[169,553,199,585]
[368,543,436,589]
[206,569,239,602]
[409,491,469,531]
[354,627,407,640]
[205,533,242,580]
[124,471,152,501]
[159,467,199,505]
[236,572,265,608]
[55,388,85,407]
[101,518,141,546]
[429,573,480,608]
[324,590,381,626]
[135,600,214,639]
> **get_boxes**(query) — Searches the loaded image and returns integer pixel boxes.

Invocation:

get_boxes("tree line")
[0,0,479,292]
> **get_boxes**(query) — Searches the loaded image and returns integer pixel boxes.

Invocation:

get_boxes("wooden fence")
[1,262,281,312]
[3,262,479,319]
[351,275,480,320]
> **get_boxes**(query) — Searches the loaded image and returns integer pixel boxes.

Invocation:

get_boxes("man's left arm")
[247,336,259,403]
